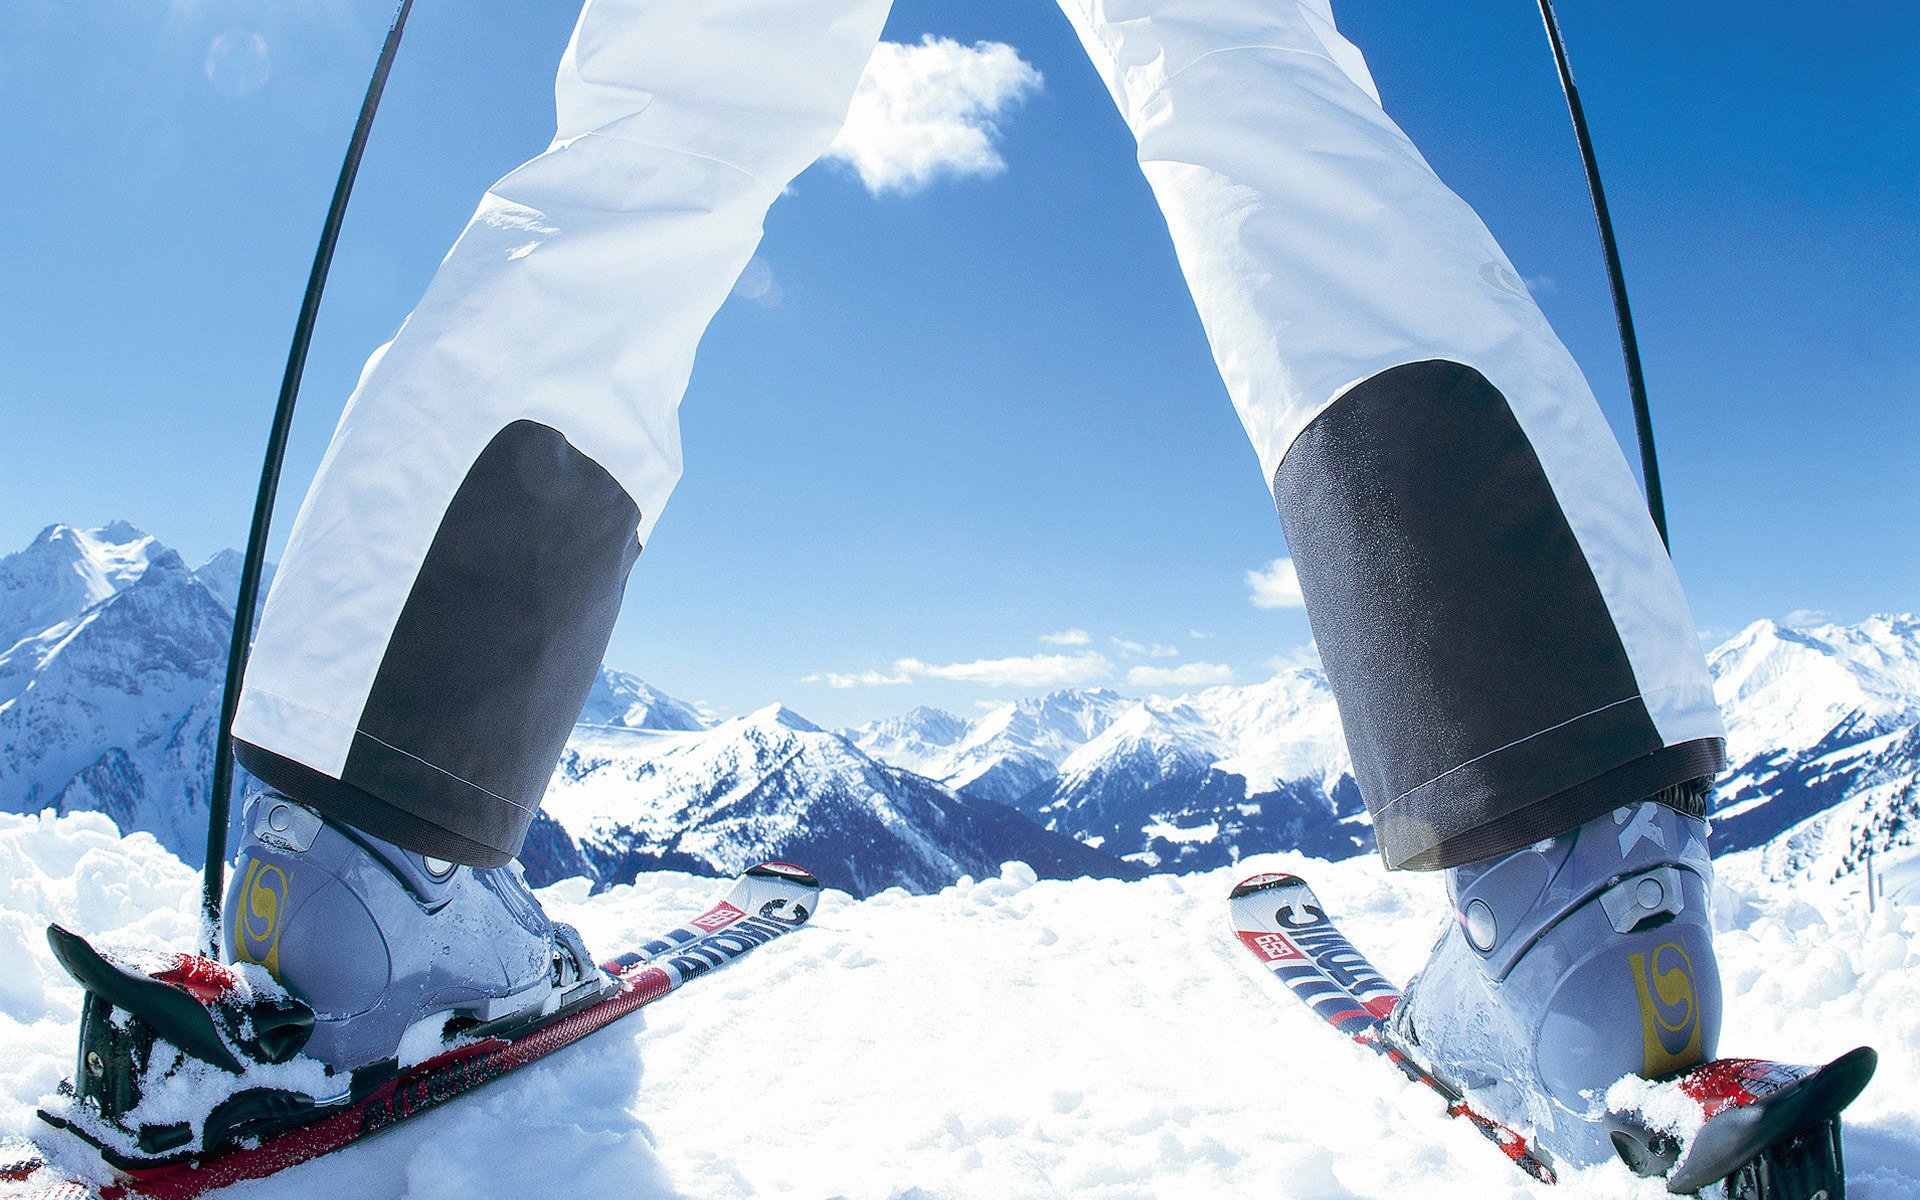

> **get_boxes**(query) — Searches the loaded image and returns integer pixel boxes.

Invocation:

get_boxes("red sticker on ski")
[1236,929,1305,963]
[689,902,746,932]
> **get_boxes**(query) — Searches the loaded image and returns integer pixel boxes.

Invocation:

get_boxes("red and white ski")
[1226,870,1875,1197]
[1227,869,1559,1182]
[1,862,822,1200]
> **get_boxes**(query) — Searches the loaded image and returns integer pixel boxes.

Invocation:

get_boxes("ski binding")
[2,861,822,1199]
[1228,870,1874,1198]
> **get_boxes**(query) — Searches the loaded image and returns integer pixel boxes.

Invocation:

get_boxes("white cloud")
[1111,637,1178,658]
[1040,629,1092,646]
[1188,629,1215,640]
[1247,557,1305,609]
[899,652,1112,689]
[825,36,1042,195]
[807,651,1112,689]
[802,668,912,689]
[1263,642,1322,673]
[1783,608,1836,629]
[1127,662,1236,688]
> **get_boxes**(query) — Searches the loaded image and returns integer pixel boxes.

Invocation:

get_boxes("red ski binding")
[1610,1049,1877,1198]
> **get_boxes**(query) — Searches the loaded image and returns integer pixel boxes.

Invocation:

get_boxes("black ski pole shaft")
[1535,0,1670,548]
[203,0,416,947]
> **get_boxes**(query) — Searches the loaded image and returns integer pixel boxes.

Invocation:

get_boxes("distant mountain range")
[2,522,1914,897]
[0,524,234,857]
[1708,615,1920,888]
[846,678,1367,869]
[0,523,1136,897]
[542,701,1131,896]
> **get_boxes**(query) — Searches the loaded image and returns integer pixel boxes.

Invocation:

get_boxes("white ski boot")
[1386,797,1723,1169]
[223,790,611,1073]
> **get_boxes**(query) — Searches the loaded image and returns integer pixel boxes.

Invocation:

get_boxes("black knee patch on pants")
[263,420,643,867]
[1274,360,1720,869]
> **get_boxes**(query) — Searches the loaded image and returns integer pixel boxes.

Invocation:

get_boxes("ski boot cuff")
[1446,800,1715,984]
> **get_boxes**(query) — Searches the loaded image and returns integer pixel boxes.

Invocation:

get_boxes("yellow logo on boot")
[234,860,292,979]
[1630,941,1703,1077]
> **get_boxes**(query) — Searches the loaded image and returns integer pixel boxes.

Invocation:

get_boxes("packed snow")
[2,810,1915,1199]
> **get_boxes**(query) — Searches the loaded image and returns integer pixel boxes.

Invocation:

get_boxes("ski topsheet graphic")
[1,862,821,1200]
[1227,870,1876,1198]
[1226,870,1559,1182]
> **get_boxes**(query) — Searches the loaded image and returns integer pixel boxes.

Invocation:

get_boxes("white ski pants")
[232,0,1725,870]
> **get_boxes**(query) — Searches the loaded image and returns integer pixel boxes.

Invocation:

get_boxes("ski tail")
[7,862,822,1200]
[1617,1049,1877,1199]
[1227,871,1559,1184]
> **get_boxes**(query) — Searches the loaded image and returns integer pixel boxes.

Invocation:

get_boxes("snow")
[3,810,1916,1198]
[842,705,969,779]
[865,688,1138,807]
[1710,616,1920,765]
[1882,845,1920,906]
[0,524,156,656]
[578,670,714,733]
[1188,667,1351,795]
[540,707,1129,897]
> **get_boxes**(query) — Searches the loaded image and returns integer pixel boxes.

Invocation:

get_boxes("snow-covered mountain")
[843,704,969,778]
[5,520,1914,896]
[0,521,158,655]
[853,670,1364,870]
[851,624,1920,880]
[1708,616,1920,887]
[0,524,1135,898]
[1034,681,1367,870]
[541,705,1138,897]
[0,527,241,854]
[577,668,714,732]
[848,688,1137,808]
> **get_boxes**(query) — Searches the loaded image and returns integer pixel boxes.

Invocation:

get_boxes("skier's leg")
[221,0,890,1070]
[231,0,889,869]
[1052,0,1725,1168]
[1048,0,1721,872]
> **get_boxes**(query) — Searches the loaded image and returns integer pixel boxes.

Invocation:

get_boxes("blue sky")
[2,0,1914,727]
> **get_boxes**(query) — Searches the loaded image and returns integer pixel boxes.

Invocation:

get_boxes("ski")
[1227,871,1876,1197]
[0,861,822,1200]
[1227,870,1559,1182]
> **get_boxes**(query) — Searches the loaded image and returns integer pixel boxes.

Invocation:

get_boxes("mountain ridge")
[2,522,1912,895]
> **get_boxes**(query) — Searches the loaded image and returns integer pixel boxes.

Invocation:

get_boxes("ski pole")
[1535,0,1669,548]
[204,0,417,951]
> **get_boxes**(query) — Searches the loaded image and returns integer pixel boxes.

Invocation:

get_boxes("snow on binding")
[1227,871,1875,1197]
[0,862,822,1200]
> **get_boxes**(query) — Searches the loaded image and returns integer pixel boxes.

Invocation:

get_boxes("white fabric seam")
[242,686,533,815]
[1375,682,1716,815]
